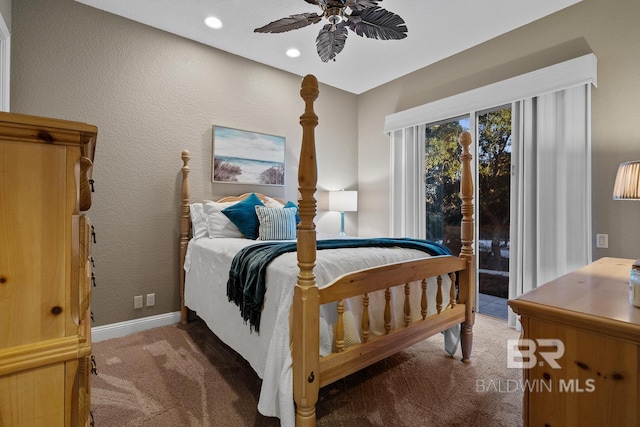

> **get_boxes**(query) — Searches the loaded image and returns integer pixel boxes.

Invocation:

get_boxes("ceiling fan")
[254,0,408,63]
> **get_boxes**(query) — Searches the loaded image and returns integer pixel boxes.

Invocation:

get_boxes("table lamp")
[613,160,640,200]
[328,190,358,235]
[613,160,640,307]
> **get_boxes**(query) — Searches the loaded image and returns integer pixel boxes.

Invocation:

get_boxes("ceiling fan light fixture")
[254,0,408,62]
[325,7,345,25]
[286,48,301,58]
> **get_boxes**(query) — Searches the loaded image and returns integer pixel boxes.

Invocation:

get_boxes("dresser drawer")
[524,318,639,426]
[0,141,68,349]
[0,363,65,426]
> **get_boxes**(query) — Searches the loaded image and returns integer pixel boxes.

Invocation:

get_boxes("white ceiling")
[75,0,581,94]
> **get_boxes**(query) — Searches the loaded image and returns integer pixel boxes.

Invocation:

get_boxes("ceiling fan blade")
[254,12,323,33]
[316,23,348,62]
[345,0,380,10]
[347,7,407,40]
[303,0,320,4]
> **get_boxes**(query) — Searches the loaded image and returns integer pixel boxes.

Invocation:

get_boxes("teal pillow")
[222,193,265,239]
[284,201,301,224]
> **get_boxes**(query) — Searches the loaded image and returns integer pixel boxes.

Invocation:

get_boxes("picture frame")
[212,125,285,186]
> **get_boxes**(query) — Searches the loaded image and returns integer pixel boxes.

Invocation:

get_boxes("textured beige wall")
[10,0,358,325]
[358,0,640,262]
[11,0,639,326]
[0,0,9,31]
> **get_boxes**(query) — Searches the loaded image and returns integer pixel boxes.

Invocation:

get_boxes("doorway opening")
[425,106,512,319]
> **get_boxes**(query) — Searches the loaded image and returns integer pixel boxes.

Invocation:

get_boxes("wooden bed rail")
[319,304,466,387]
[318,255,465,304]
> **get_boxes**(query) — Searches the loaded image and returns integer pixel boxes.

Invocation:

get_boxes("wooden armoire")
[0,112,97,426]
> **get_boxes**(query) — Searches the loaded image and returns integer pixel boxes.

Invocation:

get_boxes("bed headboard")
[177,156,287,323]
[216,193,284,205]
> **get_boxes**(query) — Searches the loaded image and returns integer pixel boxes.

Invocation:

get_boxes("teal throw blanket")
[227,238,450,332]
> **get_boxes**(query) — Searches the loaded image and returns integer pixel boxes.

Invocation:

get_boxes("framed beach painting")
[212,125,285,186]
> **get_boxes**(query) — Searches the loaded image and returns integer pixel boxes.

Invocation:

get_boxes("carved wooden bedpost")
[179,150,191,325]
[458,131,476,363]
[293,75,320,426]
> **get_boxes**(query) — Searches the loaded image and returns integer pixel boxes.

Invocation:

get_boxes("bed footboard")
[318,255,468,386]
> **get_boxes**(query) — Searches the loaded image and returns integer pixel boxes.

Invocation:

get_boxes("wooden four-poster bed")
[178,74,476,426]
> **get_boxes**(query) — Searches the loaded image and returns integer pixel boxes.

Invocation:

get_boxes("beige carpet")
[91,314,522,426]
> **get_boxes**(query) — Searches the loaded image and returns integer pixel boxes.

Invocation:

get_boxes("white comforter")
[184,236,455,426]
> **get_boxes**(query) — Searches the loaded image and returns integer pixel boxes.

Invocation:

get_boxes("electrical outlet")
[146,293,155,307]
[596,234,608,249]
[134,295,143,309]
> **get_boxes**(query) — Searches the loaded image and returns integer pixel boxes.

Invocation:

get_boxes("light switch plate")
[134,295,143,309]
[596,234,608,249]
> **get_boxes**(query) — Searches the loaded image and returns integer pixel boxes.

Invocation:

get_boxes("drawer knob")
[51,306,63,315]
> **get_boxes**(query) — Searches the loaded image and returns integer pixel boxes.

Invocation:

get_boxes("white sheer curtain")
[389,125,426,238]
[385,55,597,326]
[508,84,592,327]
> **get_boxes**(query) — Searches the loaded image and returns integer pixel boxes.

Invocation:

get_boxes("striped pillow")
[255,206,297,240]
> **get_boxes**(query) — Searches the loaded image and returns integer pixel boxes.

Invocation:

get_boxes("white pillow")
[255,206,297,240]
[189,203,208,239]
[263,196,285,208]
[203,201,243,238]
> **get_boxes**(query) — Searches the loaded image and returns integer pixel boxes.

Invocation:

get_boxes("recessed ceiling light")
[204,16,223,29]
[286,48,301,58]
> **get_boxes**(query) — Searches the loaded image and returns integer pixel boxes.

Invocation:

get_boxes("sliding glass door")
[425,106,512,319]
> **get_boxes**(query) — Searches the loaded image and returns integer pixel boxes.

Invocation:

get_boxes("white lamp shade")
[613,161,640,200]
[328,190,358,212]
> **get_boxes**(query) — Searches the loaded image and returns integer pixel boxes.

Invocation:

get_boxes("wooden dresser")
[0,112,97,426]
[508,257,640,427]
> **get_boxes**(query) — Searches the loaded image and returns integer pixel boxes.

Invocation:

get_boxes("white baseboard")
[91,311,181,343]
